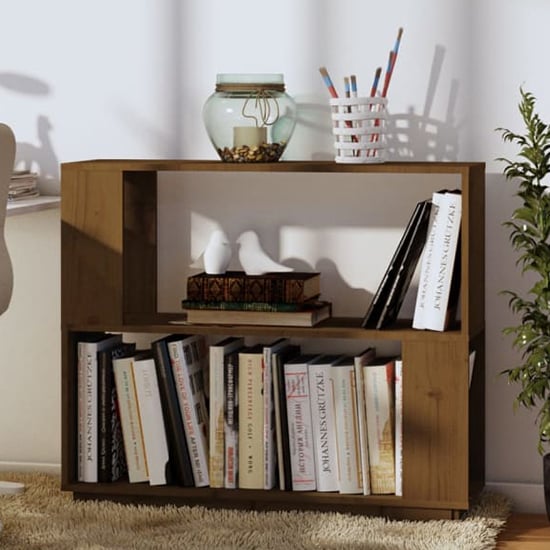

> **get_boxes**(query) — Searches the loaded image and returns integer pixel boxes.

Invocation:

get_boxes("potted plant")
[497,87,550,517]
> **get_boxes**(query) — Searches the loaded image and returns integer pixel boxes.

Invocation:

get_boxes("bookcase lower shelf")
[65,482,467,519]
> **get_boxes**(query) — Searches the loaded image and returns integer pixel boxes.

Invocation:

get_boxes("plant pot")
[544,453,550,520]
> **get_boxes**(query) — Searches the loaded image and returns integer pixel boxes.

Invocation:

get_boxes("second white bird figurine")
[203,229,232,274]
[236,230,293,276]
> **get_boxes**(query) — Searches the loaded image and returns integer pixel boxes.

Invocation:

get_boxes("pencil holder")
[330,97,388,163]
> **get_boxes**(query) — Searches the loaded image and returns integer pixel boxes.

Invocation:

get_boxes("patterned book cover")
[186,271,320,303]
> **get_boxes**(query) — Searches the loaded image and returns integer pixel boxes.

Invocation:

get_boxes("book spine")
[112,358,148,483]
[97,350,110,482]
[285,363,316,491]
[151,339,194,487]
[394,358,403,497]
[209,345,226,488]
[413,193,445,329]
[364,360,396,494]
[168,338,210,487]
[133,358,170,486]
[273,352,293,491]
[332,364,363,494]
[238,350,264,489]
[308,363,339,492]
[224,351,239,488]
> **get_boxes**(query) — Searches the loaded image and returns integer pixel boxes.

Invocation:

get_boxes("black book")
[151,335,195,487]
[376,200,433,329]
[362,200,430,329]
[272,344,301,491]
[97,341,136,483]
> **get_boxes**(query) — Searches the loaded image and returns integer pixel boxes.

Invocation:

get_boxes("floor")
[497,513,550,549]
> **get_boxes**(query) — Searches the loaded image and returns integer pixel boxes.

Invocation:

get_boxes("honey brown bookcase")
[61,160,485,520]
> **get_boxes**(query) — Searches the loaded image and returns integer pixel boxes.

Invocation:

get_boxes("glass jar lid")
[215,73,285,92]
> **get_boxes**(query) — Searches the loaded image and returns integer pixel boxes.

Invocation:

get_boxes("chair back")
[0,123,15,315]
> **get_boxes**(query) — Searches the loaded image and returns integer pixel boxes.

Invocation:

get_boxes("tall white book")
[307,354,343,492]
[285,354,319,491]
[112,355,149,483]
[168,334,210,487]
[364,356,397,495]
[413,190,462,331]
[209,336,245,488]
[353,347,377,495]
[332,355,364,494]
[132,352,171,486]
[77,333,122,483]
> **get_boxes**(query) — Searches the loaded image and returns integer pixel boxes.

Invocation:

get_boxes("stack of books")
[181,271,331,327]
[9,170,40,201]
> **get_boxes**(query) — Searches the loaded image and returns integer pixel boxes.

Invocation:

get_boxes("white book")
[263,338,292,490]
[332,355,363,494]
[308,354,343,492]
[132,353,170,486]
[112,355,148,483]
[168,335,210,487]
[77,333,122,483]
[209,337,244,488]
[394,358,403,497]
[364,356,396,495]
[353,347,377,495]
[285,354,319,491]
[413,191,462,331]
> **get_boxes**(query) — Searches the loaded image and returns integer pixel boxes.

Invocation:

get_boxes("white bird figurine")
[203,229,232,274]
[236,230,293,276]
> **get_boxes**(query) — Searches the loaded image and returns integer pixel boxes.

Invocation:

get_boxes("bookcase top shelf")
[61,159,485,175]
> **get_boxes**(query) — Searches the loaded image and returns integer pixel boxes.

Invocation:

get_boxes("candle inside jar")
[233,126,267,148]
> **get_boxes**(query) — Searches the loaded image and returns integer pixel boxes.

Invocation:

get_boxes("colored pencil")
[319,67,339,98]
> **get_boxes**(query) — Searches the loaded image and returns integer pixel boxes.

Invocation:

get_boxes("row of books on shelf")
[180,187,461,332]
[77,333,402,496]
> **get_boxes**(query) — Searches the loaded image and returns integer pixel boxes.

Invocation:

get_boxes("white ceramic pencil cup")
[330,96,388,163]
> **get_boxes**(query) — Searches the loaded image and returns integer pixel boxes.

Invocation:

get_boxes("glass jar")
[202,73,297,162]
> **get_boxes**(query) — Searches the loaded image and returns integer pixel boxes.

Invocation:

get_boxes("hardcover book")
[413,190,462,331]
[209,336,245,488]
[238,344,265,489]
[132,351,171,486]
[332,355,364,494]
[151,335,195,487]
[97,341,135,483]
[364,356,397,495]
[181,301,331,327]
[167,334,210,487]
[272,344,302,491]
[186,271,321,303]
[77,332,123,483]
[284,354,320,492]
[307,354,344,492]
[224,349,242,489]
[353,347,377,495]
[112,355,149,484]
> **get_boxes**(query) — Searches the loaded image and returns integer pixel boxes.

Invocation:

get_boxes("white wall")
[1,0,548,512]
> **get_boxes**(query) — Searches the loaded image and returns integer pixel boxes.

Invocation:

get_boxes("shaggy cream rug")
[0,472,510,549]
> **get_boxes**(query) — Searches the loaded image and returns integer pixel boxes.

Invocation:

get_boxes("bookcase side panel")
[123,171,157,319]
[461,165,485,337]
[401,340,470,507]
[61,167,124,325]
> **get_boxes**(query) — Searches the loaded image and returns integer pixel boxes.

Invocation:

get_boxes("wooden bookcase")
[60,160,485,520]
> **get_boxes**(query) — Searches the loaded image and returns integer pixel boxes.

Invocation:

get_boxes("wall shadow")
[0,72,59,195]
